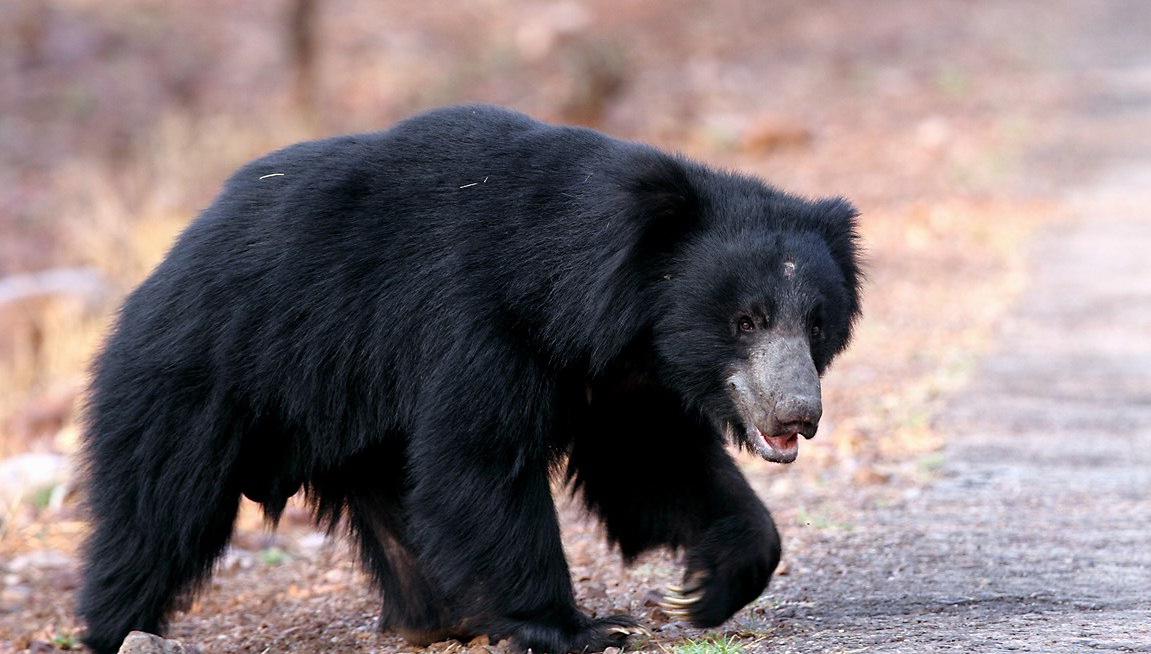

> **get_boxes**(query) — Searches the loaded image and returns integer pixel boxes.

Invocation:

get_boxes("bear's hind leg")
[348,487,457,641]
[79,421,243,654]
[310,443,458,643]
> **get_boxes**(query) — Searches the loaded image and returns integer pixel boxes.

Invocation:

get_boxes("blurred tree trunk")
[288,0,318,120]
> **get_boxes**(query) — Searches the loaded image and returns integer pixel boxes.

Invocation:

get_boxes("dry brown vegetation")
[0,1,1088,652]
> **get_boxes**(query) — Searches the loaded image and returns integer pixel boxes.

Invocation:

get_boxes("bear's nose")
[774,393,822,437]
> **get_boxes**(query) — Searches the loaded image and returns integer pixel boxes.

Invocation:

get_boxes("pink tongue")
[765,432,798,453]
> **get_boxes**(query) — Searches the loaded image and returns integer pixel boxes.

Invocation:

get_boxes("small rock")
[116,631,195,654]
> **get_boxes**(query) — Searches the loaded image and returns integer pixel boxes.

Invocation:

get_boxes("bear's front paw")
[511,614,647,654]
[657,571,706,620]
[662,515,780,627]
[660,566,766,628]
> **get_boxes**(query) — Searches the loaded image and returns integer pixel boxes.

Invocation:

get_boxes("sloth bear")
[78,105,861,654]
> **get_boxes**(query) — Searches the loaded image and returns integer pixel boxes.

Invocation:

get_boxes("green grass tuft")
[672,634,750,654]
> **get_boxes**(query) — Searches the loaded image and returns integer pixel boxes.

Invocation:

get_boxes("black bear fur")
[78,105,861,654]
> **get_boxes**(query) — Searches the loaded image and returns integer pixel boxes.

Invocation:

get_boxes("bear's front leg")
[570,387,781,628]
[656,449,781,627]
[401,376,645,653]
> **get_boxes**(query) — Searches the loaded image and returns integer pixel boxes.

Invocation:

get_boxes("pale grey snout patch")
[726,335,822,461]
[727,367,753,399]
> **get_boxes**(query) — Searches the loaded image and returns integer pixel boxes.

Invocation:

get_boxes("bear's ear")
[622,154,701,257]
[811,196,863,316]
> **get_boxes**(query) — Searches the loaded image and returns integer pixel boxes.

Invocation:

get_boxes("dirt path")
[747,4,1151,652]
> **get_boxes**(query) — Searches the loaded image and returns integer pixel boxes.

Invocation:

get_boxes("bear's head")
[629,161,862,463]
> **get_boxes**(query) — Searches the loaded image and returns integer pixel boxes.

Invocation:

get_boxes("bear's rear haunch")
[78,105,862,654]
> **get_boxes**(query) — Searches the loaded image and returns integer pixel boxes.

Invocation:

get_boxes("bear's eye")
[737,316,756,333]
[810,321,823,341]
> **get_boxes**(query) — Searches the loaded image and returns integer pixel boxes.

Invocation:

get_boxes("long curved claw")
[608,625,652,637]
[658,585,705,620]
[660,593,702,607]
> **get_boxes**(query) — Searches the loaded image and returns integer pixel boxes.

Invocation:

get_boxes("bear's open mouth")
[746,422,816,464]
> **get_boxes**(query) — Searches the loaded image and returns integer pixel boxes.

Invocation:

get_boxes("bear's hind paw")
[512,614,647,654]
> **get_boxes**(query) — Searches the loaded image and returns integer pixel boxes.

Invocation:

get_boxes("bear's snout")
[727,334,822,463]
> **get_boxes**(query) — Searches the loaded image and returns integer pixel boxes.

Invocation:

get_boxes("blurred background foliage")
[0,0,1077,517]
